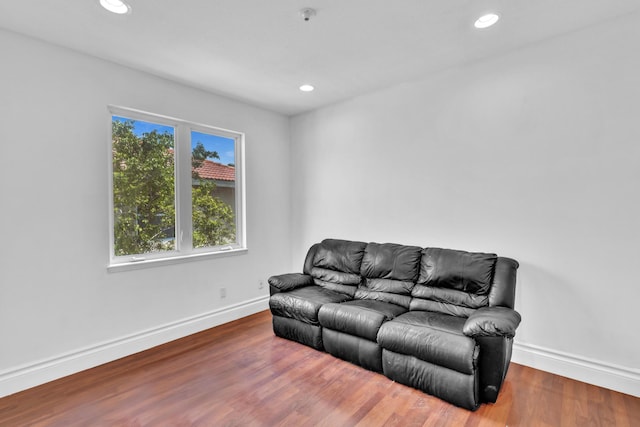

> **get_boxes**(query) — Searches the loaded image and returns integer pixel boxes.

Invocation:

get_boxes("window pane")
[191,131,236,248]
[112,116,176,256]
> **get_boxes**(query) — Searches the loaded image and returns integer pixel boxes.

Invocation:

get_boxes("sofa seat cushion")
[318,300,407,342]
[269,286,351,326]
[377,311,478,375]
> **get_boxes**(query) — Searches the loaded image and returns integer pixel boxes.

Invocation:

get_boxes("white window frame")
[107,105,246,271]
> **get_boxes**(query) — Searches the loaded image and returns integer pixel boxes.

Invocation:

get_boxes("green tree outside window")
[112,119,235,256]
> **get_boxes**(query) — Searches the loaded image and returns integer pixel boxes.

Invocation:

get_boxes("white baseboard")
[0,296,269,399]
[512,341,640,397]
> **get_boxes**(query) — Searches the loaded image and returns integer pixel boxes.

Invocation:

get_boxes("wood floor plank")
[1,310,638,426]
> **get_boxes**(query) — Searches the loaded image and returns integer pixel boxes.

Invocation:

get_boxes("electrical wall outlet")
[220,287,227,299]
[258,280,265,289]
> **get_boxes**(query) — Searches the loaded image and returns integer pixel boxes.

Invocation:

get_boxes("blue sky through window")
[191,131,235,166]
[113,116,235,166]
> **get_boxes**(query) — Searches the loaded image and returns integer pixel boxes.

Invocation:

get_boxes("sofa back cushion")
[410,248,497,317]
[355,242,423,308]
[309,239,367,297]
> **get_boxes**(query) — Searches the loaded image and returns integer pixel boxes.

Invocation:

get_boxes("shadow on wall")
[514,261,599,355]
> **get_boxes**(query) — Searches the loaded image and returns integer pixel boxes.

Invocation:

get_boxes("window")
[108,106,245,269]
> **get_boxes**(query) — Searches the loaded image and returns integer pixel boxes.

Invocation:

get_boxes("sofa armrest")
[463,307,521,338]
[268,273,314,295]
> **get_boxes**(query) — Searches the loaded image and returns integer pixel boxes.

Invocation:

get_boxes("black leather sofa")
[269,239,521,410]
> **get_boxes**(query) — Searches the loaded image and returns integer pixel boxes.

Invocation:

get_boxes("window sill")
[107,248,248,273]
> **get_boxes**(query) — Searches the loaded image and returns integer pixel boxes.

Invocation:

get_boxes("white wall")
[0,29,291,396]
[290,13,640,393]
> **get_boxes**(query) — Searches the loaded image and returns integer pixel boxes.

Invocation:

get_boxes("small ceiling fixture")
[474,13,499,29]
[299,84,315,92]
[100,0,131,15]
[300,8,317,22]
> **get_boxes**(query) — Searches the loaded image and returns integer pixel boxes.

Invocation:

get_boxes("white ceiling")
[1,1,639,116]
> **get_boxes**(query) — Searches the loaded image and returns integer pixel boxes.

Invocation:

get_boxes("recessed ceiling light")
[474,13,499,29]
[100,0,131,15]
[299,84,315,92]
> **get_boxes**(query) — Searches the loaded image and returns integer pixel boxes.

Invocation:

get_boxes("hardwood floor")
[1,310,638,426]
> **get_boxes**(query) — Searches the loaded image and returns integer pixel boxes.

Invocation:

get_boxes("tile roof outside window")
[195,159,235,181]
